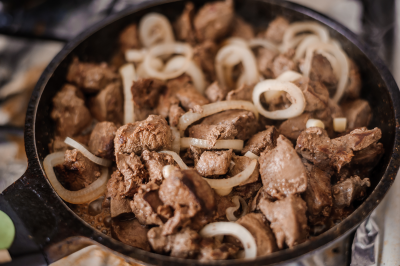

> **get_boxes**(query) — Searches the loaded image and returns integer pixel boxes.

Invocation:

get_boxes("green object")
[0,211,15,249]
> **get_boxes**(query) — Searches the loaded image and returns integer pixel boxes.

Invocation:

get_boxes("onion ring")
[159,150,189,169]
[282,21,330,48]
[43,152,109,204]
[119,63,136,124]
[243,151,259,160]
[263,70,303,103]
[178,100,259,135]
[248,38,280,53]
[279,33,310,53]
[64,137,112,167]
[226,196,248,222]
[253,80,306,120]
[180,138,244,151]
[136,58,164,79]
[214,187,233,196]
[125,49,147,62]
[139,13,175,47]
[170,127,180,153]
[199,222,257,259]
[294,34,321,60]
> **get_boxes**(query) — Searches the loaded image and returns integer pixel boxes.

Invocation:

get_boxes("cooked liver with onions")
[45,1,385,260]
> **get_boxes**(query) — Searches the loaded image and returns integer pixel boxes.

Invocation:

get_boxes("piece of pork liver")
[188,123,238,147]
[89,81,123,124]
[205,81,228,102]
[225,83,254,102]
[119,23,141,52]
[279,113,312,141]
[193,41,218,82]
[198,238,239,261]
[232,181,262,201]
[66,57,119,93]
[332,175,370,207]
[131,78,166,109]
[51,84,92,138]
[242,126,279,156]
[88,121,117,160]
[111,219,150,251]
[264,16,290,43]
[344,59,362,99]
[169,104,185,127]
[196,150,232,176]
[257,47,276,78]
[231,16,255,39]
[341,99,372,130]
[200,110,258,140]
[228,155,259,185]
[110,197,132,218]
[193,0,234,42]
[293,77,329,112]
[259,135,308,199]
[352,143,384,167]
[309,54,338,95]
[114,115,173,155]
[174,2,196,44]
[271,54,297,78]
[115,153,149,196]
[141,150,176,184]
[259,195,309,249]
[213,193,236,221]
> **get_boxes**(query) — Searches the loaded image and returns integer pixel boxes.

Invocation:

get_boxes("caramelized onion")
[178,101,259,135]
[200,222,257,259]
[159,151,189,169]
[43,152,109,204]
[139,13,175,47]
[119,63,136,124]
[226,196,248,221]
[180,138,244,151]
[64,137,112,167]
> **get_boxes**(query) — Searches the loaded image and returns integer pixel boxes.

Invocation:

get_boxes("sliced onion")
[317,50,340,78]
[229,160,236,171]
[170,127,180,153]
[223,38,248,66]
[215,187,233,196]
[64,137,112,167]
[249,38,280,53]
[226,196,248,222]
[162,165,179,179]
[204,159,257,189]
[282,22,330,48]
[119,63,136,124]
[294,34,321,60]
[164,56,206,94]
[43,152,109,204]
[333,117,347,132]
[139,13,175,47]
[199,222,257,259]
[279,33,310,53]
[143,42,193,80]
[178,100,259,135]
[125,49,147,62]
[216,44,259,88]
[136,58,164,79]
[302,42,349,103]
[159,150,189,169]
[223,37,248,48]
[244,151,259,160]
[253,80,306,120]
[180,138,244,151]
[306,119,325,129]
[264,70,303,103]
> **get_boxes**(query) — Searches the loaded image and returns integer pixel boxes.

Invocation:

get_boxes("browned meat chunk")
[119,23,141,52]
[259,135,308,198]
[131,78,165,109]
[188,123,238,147]
[114,115,173,155]
[271,54,297,78]
[88,121,117,160]
[296,127,382,172]
[231,16,255,39]
[228,155,259,185]
[115,153,148,196]
[342,99,372,130]
[89,82,123,124]
[51,84,92,138]
[147,227,200,258]
[193,41,218,81]
[111,219,150,251]
[110,197,132,218]
[159,169,215,235]
[141,150,176,184]
[259,195,309,249]
[174,2,196,44]
[242,126,279,156]
[200,110,258,140]
[236,213,278,256]
[279,113,312,141]
[198,238,238,261]
[332,176,370,207]
[264,16,290,43]
[257,47,276,78]
[193,0,234,42]
[293,77,329,112]
[309,54,338,95]
[352,143,384,167]
[106,170,126,198]
[131,182,163,225]
[169,104,185,127]
[232,181,262,200]
[344,59,362,99]
[213,193,236,221]
[205,81,228,102]
[196,150,232,176]
[226,83,254,102]
[328,98,344,118]
[303,161,332,217]
[66,57,119,93]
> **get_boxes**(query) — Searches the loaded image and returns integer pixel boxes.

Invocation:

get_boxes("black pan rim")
[24,0,400,265]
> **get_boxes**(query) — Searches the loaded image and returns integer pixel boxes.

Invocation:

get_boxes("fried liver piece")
[332,175,370,208]
[141,150,176,184]
[242,126,279,156]
[341,99,372,130]
[131,182,163,226]
[188,123,238,147]
[198,238,239,261]
[293,77,330,112]
[119,23,141,52]
[264,16,290,44]
[89,81,123,124]
[174,2,196,44]
[131,78,165,109]
[88,121,117,160]
[196,150,233,177]
[279,112,312,141]
[115,153,148,196]
[309,54,338,95]
[259,135,308,199]
[259,195,309,249]
[111,219,150,251]
[114,115,173,155]
[205,81,228,102]
[228,155,259,185]
[110,197,132,218]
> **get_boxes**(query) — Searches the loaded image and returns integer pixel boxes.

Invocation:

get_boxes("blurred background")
[0,0,398,265]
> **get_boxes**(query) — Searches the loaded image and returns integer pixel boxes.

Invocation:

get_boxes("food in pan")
[43,0,383,260]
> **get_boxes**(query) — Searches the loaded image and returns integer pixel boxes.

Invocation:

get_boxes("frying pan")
[1,0,400,265]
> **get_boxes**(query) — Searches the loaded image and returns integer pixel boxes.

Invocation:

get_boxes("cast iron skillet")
[1,0,400,265]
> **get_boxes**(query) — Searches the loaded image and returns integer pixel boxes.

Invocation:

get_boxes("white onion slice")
[204,159,257,189]
[164,56,206,94]
[180,138,244,151]
[216,44,259,88]
[64,137,112,167]
[306,119,325,129]
[178,100,259,135]
[294,34,321,60]
[162,165,179,179]
[224,37,248,48]
[139,13,175,47]
[302,42,349,103]
[317,50,340,78]
[143,42,193,80]
[136,58,164,79]
[248,38,280,53]
[253,80,306,120]
[170,127,180,153]
[279,33,310,53]
[263,70,303,103]
[282,22,330,48]
[244,151,259,160]
[215,187,233,196]
[200,222,257,259]
[119,63,136,124]
[125,49,147,62]
[226,196,249,222]
[159,151,189,169]
[43,152,109,204]
[333,117,347,132]
[223,38,249,66]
